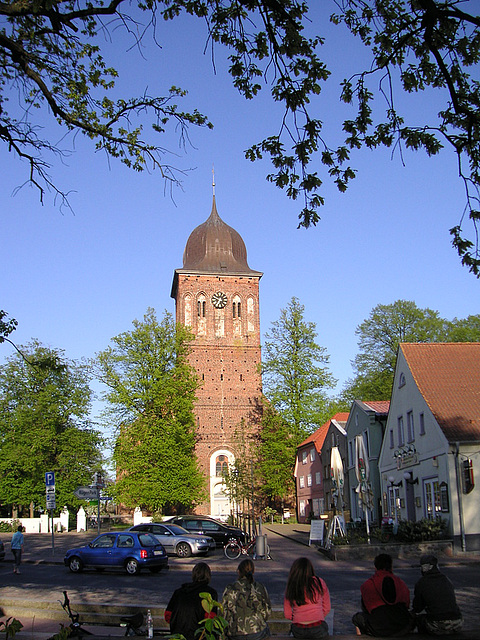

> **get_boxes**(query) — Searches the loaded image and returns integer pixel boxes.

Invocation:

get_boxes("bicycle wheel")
[224,541,241,560]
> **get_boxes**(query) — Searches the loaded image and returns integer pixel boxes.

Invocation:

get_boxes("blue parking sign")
[45,471,55,486]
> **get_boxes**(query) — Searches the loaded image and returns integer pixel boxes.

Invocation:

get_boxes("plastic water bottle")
[146,609,153,639]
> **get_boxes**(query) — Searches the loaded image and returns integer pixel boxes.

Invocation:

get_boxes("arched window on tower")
[233,294,242,337]
[197,294,207,336]
[247,297,255,332]
[197,298,206,317]
[216,455,229,477]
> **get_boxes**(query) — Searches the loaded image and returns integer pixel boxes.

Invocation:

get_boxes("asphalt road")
[1,527,479,635]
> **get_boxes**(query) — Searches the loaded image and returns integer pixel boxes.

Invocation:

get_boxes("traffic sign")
[74,486,98,500]
[45,471,55,486]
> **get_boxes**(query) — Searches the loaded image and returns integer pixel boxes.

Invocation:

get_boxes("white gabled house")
[378,343,480,551]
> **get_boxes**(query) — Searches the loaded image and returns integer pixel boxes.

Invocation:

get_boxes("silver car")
[128,522,215,558]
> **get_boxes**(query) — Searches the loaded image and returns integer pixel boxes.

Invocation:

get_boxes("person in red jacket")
[352,554,414,636]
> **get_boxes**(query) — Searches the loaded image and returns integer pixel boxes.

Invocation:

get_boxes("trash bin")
[255,534,266,558]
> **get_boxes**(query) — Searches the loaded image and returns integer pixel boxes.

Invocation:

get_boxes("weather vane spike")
[212,165,215,196]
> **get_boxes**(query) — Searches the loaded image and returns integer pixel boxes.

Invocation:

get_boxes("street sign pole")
[45,472,56,556]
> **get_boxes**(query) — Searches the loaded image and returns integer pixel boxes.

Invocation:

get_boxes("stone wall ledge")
[331,539,453,561]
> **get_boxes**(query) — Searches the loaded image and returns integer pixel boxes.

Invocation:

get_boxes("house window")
[363,430,370,456]
[348,440,354,466]
[389,429,394,448]
[302,450,308,465]
[407,411,415,443]
[299,500,306,517]
[299,476,305,488]
[310,448,315,462]
[315,472,321,485]
[307,474,312,487]
[424,479,441,519]
[419,412,425,435]
[398,416,405,447]
[399,372,406,387]
[388,486,401,521]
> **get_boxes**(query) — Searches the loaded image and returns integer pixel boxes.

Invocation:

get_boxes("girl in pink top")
[284,558,331,639]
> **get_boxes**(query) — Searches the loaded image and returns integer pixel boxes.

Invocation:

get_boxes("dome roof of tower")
[181,197,259,274]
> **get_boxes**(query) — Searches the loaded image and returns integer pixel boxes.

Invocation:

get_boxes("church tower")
[171,193,263,516]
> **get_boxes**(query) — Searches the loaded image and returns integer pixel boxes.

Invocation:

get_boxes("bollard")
[255,534,266,559]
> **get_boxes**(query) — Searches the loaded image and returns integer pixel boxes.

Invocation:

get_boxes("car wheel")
[125,558,140,575]
[176,542,192,558]
[68,556,83,573]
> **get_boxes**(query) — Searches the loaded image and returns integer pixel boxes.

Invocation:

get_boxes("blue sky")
[2,3,478,415]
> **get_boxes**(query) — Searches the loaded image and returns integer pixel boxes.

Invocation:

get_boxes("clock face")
[211,291,228,309]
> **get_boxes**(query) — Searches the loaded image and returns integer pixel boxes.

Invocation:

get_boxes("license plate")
[153,550,163,556]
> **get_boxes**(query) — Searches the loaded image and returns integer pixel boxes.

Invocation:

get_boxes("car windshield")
[138,533,159,547]
[165,524,190,535]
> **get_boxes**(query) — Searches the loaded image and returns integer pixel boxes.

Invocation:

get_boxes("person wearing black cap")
[412,554,463,635]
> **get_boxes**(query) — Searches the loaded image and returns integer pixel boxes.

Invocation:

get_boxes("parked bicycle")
[223,536,272,560]
[55,590,149,637]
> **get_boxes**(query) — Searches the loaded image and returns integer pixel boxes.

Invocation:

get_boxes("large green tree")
[257,399,296,507]
[342,300,480,401]
[0,341,102,515]
[261,296,336,443]
[2,1,480,273]
[95,308,204,513]
[259,298,336,506]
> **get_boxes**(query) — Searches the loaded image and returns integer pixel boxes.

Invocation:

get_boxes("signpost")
[74,486,98,501]
[75,473,105,534]
[45,472,55,555]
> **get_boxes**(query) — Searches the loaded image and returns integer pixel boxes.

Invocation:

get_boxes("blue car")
[64,531,168,575]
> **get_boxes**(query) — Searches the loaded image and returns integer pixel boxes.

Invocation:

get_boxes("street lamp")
[403,471,418,484]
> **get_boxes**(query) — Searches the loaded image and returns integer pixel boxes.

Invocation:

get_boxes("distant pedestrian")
[222,558,271,640]
[352,553,414,636]
[11,525,24,574]
[284,557,331,639]
[412,554,463,635]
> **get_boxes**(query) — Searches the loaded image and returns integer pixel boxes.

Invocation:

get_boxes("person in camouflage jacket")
[222,558,271,640]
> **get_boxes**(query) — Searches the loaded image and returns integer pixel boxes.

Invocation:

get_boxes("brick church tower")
[171,192,263,516]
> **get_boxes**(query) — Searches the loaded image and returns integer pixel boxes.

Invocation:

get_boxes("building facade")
[379,343,480,551]
[171,195,263,516]
[345,400,390,526]
[295,413,349,523]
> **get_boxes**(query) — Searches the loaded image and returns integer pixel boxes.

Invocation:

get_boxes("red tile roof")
[298,412,350,451]
[400,343,480,442]
[362,400,390,414]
